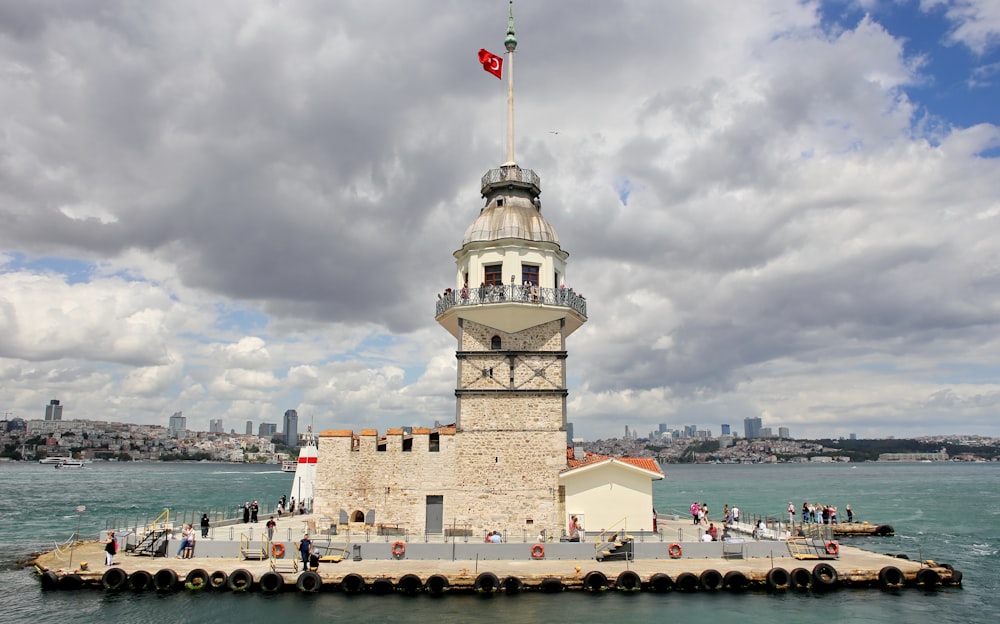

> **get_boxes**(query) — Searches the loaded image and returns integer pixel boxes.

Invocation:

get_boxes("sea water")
[1,461,996,623]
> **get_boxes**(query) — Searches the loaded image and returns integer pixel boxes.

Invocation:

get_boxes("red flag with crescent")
[478,48,503,79]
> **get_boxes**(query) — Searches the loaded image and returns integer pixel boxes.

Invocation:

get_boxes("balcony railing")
[435,284,587,318]
[480,166,541,193]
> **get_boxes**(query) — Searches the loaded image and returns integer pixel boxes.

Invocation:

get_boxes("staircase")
[596,531,634,562]
[786,537,837,560]
[240,533,268,560]
[130,528,170,557]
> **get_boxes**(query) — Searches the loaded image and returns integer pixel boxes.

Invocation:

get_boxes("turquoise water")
[1,461,997,623]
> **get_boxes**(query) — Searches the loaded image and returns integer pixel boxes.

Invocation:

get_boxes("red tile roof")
[563,448,663,476]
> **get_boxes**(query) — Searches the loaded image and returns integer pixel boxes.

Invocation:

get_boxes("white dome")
[462,196,560,245]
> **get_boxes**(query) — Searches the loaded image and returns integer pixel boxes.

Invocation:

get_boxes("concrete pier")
[31,513,961,594]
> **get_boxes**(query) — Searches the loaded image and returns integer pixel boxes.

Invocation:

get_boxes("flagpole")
[503,0,517,167]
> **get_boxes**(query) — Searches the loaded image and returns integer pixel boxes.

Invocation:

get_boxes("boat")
[281,460,297,473]
[54,459,84,469]
[38,457,69,465]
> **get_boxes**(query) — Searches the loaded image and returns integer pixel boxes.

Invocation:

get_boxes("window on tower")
[522,265,539,286]
[491,336,502,350]
[485,264,502,286]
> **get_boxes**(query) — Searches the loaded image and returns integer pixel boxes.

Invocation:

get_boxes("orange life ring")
[271,543,285,558]
[391,541,406,557]
[531,544,545,559]
[669,543,682,558]
[825,541,839,556]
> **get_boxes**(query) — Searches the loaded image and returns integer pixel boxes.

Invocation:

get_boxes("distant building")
[778,426,790,439]
[759,427,773,438]
[684,424,697,438]
[744,417,762,439]
[566,422,574,446]
[850,433,857,440]
[5,417,26,432]
[284,409,298,447]
[168,412,186,438]
[44,399,63,421]
[720,423,730,436]
[658,423,667,434]
[245,420,253,435]
[209,419,224,434]
[259,422,277,437]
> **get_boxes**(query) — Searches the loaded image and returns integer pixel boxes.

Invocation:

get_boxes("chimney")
[572,438,585,461]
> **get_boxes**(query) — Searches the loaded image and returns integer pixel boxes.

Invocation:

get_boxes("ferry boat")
[281,460,297,472]
[53,459,84,469]
[38,457,70,465]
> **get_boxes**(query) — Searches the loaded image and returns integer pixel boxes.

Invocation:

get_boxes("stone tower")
[434,1,588,536]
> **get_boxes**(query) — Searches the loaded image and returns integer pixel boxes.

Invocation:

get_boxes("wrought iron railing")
[435,284,587,318]
[480,166,541,192]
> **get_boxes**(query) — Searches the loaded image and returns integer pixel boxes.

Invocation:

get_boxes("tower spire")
[503,1,517,167]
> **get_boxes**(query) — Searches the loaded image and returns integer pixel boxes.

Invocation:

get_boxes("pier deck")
[31,514,960,594]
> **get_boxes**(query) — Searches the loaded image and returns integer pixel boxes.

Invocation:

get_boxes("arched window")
[490,336,502,350]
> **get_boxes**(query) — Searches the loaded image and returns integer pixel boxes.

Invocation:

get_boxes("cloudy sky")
[2,0,999,441]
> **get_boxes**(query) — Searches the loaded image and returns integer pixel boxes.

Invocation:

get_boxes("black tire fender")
[878,565,904,589]
[648,572,673,593]
[101,567,128,591]
[615,570,641,591]
[184,568,209,590]
[396,573,423,595]
[474,572,499,593]
[539,577,564,593]
[812,563,839,590]
[340,572,366,594]
[297,570,322,593]
[227,568,253,592]
[916,567,940,588]
[208,570,228,590]
[583,570,608,592]
[128,570,152,592]
[699,569,724,591]
[675,572,699,592]
[152,568,178,592]
[259,571,283,593]
[766,567,790,591]
[790,567,812,590]
[425,573,450,594]
[501,576,523,594]
[723,570,747,592]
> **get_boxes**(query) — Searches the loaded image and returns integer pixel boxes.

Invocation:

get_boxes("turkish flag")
[478,48,503,79]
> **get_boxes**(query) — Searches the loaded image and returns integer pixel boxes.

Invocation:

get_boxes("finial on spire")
[505,0,517,52]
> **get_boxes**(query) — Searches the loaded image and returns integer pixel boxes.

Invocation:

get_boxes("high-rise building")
[759,427,773,438]
[209,419,224,433]
[566,422,574,446]
[259,422,277,437]
[684,424,697,438]
[168,412,186,438]
[778,426,790,439]
[245,420,253,435]
[850,433,857,440]
[44,399,63,421]
[720,423,731,436]
[744,417,762,439]
[283,409,298,447]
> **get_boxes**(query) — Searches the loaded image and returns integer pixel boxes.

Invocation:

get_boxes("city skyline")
[1,2,999,440]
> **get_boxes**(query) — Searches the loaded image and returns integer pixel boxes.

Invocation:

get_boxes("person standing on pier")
[201,513,210,538]
[250,500,259,523]
[298,534,312,568]
[846,504,854,523]
[266,516,276,542]
[242,502,250,523]
[104,530,117,566]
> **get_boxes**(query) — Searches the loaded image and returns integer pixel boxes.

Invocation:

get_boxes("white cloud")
[0,1,998,440]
